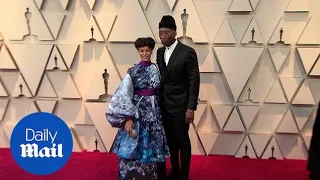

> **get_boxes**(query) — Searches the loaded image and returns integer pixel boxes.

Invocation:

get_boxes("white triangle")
[261,136,283,160]
[194,104,207,126]
[249,0,260,10]
[46,46,68,70]
[276,109,299,133]
[198,132,219,155]
[0,72,20,95]
[297,48,320,74]
[303,135,312,149]
[306,79,320,104]
[210,104,233,129]
[210,133,246,156]
[197,106,220,132]
[61,74,81,99]
[292,80,315,105]
[310,59,320,76]
[94,13,117,41]
[94,130,108,152]
[85,16,104,42]
[189,125,206,155]
[37,73,58,98]
[241,18,264,44]
[85,47,121,99]
[229,0,252,11]
[0,44,17,69]
[214,18,236,44]
[228,15,253,43]
[75,103,94,125]
[74,125,95,151]
[43,13,66,40]
[57,44,79,69]
[34,0,44,9]
[86,102,119,151]
[297,18,320,45]
[139,0,150,10]
[215,47,263,100]
[70,127,82,152]
[291,106,314,131]
[11,74,32,98]
[235,135,257,159]
[59,0,70,9]
[237,80,260,103]
[86,0,97,9]
[199,48,221,73]
[274,134,299,157]
[249,134,272,157]
[287,136,308,160]
[0,80,8,97]
[264,79,287,103]
[0,99,9,121]
[238,105,259,130]
[108,0,154,42]
[285,0,309,12]
[8,44,52,96]
[223,108,245,131]
[268,47,290,72]
[35,100,57,113]
[279,77,303,102]
[166,0,177,10]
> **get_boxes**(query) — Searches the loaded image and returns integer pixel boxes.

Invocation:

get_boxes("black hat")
[159,15,176,31]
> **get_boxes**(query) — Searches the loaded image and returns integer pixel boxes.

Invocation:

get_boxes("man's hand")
[124,119,134,136]
[185,110,194,124]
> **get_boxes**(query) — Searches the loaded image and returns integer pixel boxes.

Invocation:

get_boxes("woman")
[106,37,169,180]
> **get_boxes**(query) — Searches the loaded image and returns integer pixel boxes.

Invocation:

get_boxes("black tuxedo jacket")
[308,102,320,175]
[156,40,200,114]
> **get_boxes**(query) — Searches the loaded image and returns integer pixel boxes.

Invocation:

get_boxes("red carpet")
[0,148,309,180]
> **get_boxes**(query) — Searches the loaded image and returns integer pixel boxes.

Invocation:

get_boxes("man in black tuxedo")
[156,15,200,180]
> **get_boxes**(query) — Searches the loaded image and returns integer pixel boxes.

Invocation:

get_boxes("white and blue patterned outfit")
[106,61,169,180]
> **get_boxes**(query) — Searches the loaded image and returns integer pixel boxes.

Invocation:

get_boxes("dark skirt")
[119,157,160,180]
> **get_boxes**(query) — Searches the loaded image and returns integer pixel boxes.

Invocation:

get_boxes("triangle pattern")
[286,136,308,159]
[274,134,299,157]
[57,44,79,69]
[85,16,104,42]
[34,0,44,9]
[0,80,8,97]
[194,104,207,126]
[37,73,58,98]
[93,130,108,152]
[276,109,299,134]
[46,46,68,70]
[285,0,309,12]
[238,105,259,130]
[235,135,257,159]
[215,47,263,100]
[197,105,220,132]
[35,100,57,113]
[268,47,290,72]
[166,0,177,10]
[86,0,97,9]
[198,132,219,155]
[43,13,66,40]
[297,48,320,74]
[199,48,221,73]
[264,78,287,103]
[85,102,119,152]
[249,0,260,10]
[74,125,95,151]
[0,44,17,69]
[291,106,314,131]
[0,127,9,148]
[0,72,20,95]
[60,0,70,9]
[94,13,117,41]
[228,15,253,43]
[306,79,320,104]
[241,18,264,44]
[229,0,252,12]
[0,99,9,122]
[310,58,320,76]
[85,47,121,99]
[297,17,320,45]
[8,44,52,96]
[211,104,233,129]
[108,0,154,42]
[223,108,245,132]
[279,77,303,102]
[75,103,94,125]
[139,0,150,10]
[261,136,283,160]
[249,134,272,157]
[303,135,312,149]
[237,79,260,103]
[292,80,315,105]
[214,18,236,44]
[210,133,246,156]
[11,74,32,98]
[61,74,81,99]
[189,124,206,155]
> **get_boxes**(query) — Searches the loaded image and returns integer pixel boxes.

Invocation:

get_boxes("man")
[156,15,200,180]
[307,102,320,180]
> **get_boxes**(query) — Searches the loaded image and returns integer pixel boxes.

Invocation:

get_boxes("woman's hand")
[124,119,134,135]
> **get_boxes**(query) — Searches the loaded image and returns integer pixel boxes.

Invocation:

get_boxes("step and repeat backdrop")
[1,0,320,160]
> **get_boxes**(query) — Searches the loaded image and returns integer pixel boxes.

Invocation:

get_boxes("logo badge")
[10,112,73,175]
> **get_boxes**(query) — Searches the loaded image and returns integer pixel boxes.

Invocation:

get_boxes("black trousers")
[162,108,191,179]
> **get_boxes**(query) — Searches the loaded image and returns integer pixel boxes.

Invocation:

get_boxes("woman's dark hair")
[134,37,155,50]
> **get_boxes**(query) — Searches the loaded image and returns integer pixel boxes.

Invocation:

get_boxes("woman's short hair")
[134,37,155,50]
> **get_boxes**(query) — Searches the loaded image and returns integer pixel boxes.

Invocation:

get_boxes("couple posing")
[106,15,200,180]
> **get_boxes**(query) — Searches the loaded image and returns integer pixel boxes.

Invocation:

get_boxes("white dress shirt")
[164,39,178,65]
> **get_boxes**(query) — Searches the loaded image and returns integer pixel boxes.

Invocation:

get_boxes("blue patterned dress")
[106,61,169,180]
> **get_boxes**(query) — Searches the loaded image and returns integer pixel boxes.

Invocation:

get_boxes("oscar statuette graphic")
[18,83,25,98]
[269,146,276,160]
[242,144,249,158]
[93,139,100,152]
[245,87,253,102]
[249,28,256,43]
[181,9,189,38]
[89,26,96,41]
[98,69,111,101]
[276,28,285,44]
[53,55,60,70]
[25,8,32,35]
